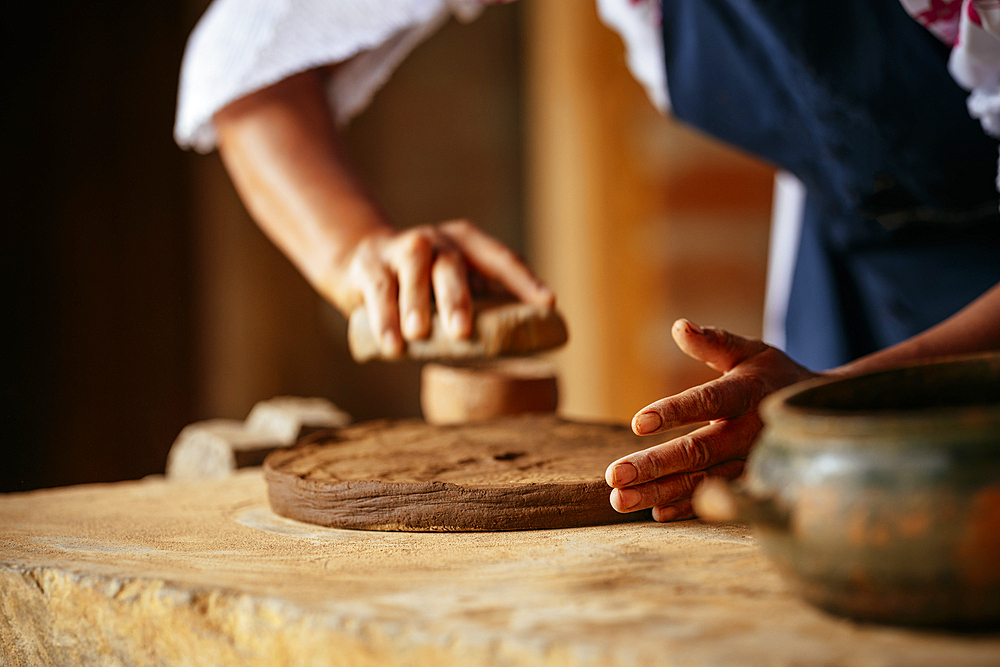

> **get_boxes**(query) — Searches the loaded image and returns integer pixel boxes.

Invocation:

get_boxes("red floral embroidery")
[969,0,984,26]
[915,0,963,24]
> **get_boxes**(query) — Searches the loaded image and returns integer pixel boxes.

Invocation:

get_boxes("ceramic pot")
[700,352,1000,628]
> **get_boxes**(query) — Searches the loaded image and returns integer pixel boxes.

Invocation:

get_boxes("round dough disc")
[263,414,653,531]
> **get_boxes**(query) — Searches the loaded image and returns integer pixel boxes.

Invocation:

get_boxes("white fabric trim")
[595,0,669,113]
[175,0,669,153]
[897,0,961,45]
[762,171,806,351]
[949,5,1000,91]
[899,0,1000,197]
[175,0,469,152]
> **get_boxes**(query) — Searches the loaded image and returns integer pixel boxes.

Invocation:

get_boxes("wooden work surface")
[1,471,998,666]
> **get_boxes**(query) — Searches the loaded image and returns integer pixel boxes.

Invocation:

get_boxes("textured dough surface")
[263,415,652,531]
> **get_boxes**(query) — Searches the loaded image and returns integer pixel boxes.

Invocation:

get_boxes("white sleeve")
[174,0,493,153]
[595,0,669,113]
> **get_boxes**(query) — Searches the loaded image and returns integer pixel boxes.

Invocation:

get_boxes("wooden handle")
[421,359,559,425]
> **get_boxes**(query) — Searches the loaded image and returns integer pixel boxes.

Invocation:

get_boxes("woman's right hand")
[214,69,553,356]
[326,219,554,358]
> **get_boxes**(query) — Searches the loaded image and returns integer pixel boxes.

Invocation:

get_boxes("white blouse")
[899,0,1000,191]
[174,0,665,152]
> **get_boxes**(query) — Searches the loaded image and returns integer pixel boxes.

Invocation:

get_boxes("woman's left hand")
[605,318,817,522]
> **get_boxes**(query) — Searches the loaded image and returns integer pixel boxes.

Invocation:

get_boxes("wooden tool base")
[421,358,558,425]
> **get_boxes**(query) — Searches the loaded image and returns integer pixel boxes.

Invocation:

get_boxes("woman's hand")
[608,279,1000,522]
[327,220,554,358]
[214,69,553,356]
[605,318,817,522]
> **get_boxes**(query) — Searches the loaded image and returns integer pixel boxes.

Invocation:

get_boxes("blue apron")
[660,0,1000,370]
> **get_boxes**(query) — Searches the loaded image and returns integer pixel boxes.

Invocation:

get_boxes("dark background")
[4,2,775,493]
[4,1,526,491]
[8,2,198,491]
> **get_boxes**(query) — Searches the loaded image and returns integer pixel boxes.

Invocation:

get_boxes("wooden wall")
[4,2,527,491]
[7,1,197,491]
[5,1,773,491]
[524,2,774,423]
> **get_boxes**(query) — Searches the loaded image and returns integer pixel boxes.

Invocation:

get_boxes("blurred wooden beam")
[523,2,774,422]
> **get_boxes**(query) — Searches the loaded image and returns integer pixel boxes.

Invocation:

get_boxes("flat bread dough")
[263,415,653,531]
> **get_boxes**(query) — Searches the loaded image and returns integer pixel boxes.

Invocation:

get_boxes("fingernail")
[656,505,679,522]
[404,310,422,339]
[683,319,703,334]
[617,488,641,511]
[633,411,662,435]
[611,462,637,486]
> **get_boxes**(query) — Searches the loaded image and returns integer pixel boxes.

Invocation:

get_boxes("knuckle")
[400,229,434,257]
[646,485,670,508]
[641,447,674,478]
[693,384,725,417]
[725,374,768,416]
[348,255,376,281]
[712,328,741,361]
[352,238,381,265]
[442,219,473,236]
[435,246,462,264]
[368,271,393,297]
[433,250,468,280]
[743,374,770,406]
[710,326,766,365]
[355,235,377,251]
[678,436,713,471]
[650,474,694,506]
[676,472,704,498]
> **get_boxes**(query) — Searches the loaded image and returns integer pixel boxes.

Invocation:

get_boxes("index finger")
[632,372,768,436]
[607,415,759,488]
[439,220,554,308]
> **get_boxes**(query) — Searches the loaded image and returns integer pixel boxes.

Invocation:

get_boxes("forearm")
[835,281,1000,377]
[212,67,553,354]
[214,68,391,307]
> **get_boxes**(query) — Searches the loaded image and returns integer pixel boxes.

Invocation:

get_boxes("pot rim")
[760,351,1000,441]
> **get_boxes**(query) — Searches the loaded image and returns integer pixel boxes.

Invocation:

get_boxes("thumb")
[671,319,768,374]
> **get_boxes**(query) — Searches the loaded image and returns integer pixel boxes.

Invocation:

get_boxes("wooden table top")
[1,470,997,666]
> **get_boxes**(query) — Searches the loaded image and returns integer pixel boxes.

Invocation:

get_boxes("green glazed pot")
[739,352,1000,628]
